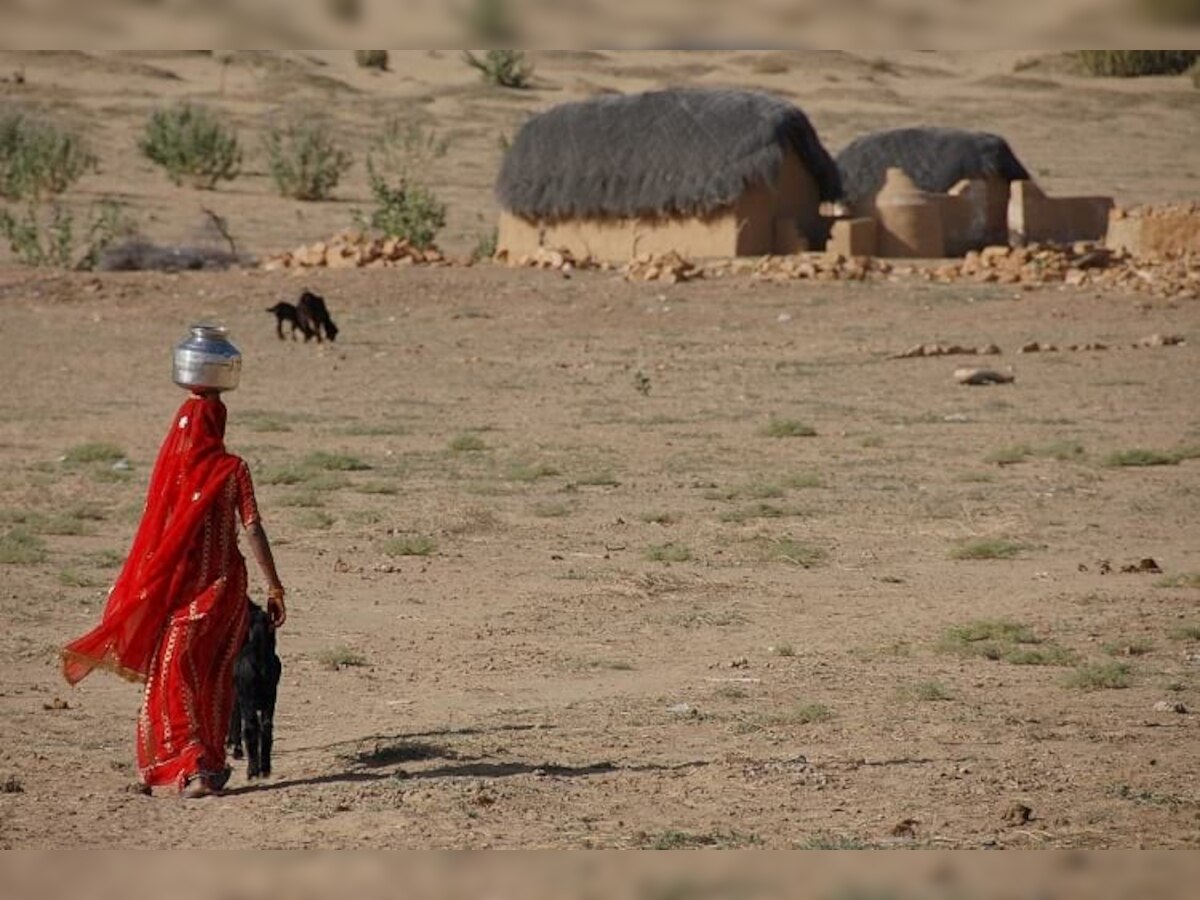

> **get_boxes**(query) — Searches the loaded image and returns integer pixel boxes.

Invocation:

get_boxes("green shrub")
[0,112,96,200]
[382,534,436,557]
[463,50,533,88]
[0,199,125,269]
[139,103,241,189]
[471,228,497,262]
[0,528,46,565]
[1075,50,1199,77]
[1065,661,1131,690]
[262,117,352,201]
[353,160,445,248]
[354,50,389,70]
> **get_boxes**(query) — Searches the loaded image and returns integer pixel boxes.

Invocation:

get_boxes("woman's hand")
[267,586,287,628]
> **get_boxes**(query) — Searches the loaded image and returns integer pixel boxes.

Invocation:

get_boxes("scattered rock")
[1019,341,1057,353]
[667,703,698,718]
[1152,700,1187,714]
[625,251,701,284]
[1136,333,1185,348]
[2,775,23,794]
[729,657,750,669]
[332,558,351,573]
[124,781,151,796]
[42,697,69,711]
[954,367,1015,385]
[1121,558,1162,574]
[1002,801,1033,826]
[262,232,456,271]
[893,342,1000,359]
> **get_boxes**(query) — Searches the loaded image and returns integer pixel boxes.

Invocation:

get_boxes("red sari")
[62,395,259,790]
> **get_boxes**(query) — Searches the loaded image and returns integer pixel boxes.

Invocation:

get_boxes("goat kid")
[227,601,282,779]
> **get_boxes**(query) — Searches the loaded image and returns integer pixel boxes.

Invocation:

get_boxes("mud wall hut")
[495,88,842,262]
[836,127,1031,255]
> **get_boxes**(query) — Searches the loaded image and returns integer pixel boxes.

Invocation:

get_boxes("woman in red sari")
[62,391,286,798]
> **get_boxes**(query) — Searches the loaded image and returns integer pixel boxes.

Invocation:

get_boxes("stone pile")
[707,253,887,283]
[262,232,453,270]
[623,251,701,284]
[924,242,1197,300]
[495,246,598,273]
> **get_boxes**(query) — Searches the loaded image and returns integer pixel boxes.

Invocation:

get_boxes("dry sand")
[0,51,1198,848]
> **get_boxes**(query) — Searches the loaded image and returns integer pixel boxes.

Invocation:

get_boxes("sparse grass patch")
[62,442,125,465]
[574,471,621,487]
[305,451,370,471]
[859,434,885,448]
[735,702,831,733]
[335,421,407,437]
[645,543,691,563]
[759,418,817,438]
[1169,624,1200,640]
[1065,661,1131,690]
[1102,448,1189,467]
[84,549,123,569]
[58,568,103,588]
[783,472,823,489]
[355,481,400,495]
[667,606,747,629]
[988,441,1085,465]
[769,643,796,657]
[507,461,560,482]
[317,645,367,671]
[715,684,749,699]
[899,680,952,701]
[449,433,488,452]
[278,491,325,508]
[938,619,1050,662]
[345,509,384,526]
[259,465,309,486]
[382,534,436,557]
[641,829,762,849]
[748,536,825,567]
[1157,573,1200,590]
[1102,638,1154,657]
[950,538,1026,560]
[1005,644,1078,666]
[306,472,351,492]
[531,501,572,518]
[798,834,875,850]
[0,528,46,565]
[293,509,334,530]
[720,502,786,523]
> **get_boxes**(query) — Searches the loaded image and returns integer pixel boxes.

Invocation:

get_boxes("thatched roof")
[836,127,1031,207]
[495,88,842,220]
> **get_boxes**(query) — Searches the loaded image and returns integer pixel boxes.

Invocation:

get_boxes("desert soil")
[0,51,1198,849]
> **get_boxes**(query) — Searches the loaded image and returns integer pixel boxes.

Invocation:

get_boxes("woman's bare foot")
[181,776,212,799]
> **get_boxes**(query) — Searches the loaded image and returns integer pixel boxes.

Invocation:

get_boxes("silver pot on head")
[172,324,242,393]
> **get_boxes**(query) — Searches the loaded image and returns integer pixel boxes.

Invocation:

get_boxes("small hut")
[836,127,1031,253]
[495,88,842,262]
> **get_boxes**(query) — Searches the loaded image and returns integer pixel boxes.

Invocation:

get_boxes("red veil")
[62,395,241,685]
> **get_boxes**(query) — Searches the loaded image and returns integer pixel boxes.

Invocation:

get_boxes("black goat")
[296,290,339,343]
[266,301,304,341]
[227,601,281,779]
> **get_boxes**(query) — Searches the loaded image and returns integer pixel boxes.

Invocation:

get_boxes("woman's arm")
[245,521,286,628]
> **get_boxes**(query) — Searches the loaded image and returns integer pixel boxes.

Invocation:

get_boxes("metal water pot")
[172,324,242,393]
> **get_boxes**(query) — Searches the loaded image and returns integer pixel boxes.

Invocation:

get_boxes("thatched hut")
[495,88,842,262]
[835,127,1031,253]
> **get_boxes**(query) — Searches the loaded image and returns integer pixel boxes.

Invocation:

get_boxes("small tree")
[139,103,241,189]
[354,160,446,248]
[262,117,352,201]
[0,199,126,269]
[352,121,448,247]
[0,112,96,200]
[463,50,533,88]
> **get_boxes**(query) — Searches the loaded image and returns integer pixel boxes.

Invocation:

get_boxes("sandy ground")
[0,51,1198,849]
